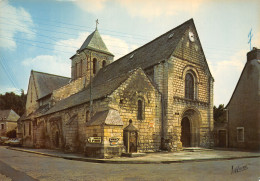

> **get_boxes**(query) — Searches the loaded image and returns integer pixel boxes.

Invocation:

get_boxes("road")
[0,146,259,181]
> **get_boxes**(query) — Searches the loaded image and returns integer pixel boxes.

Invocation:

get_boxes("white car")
[9,138,22,147]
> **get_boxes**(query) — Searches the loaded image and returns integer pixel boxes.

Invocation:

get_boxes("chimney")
[247,47,260,61]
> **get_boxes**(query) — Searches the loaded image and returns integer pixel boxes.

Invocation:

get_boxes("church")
[19,19,214,158]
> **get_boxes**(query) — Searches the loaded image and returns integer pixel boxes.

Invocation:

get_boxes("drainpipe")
[77,50,93,117]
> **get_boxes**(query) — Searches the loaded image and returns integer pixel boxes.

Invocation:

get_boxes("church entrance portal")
[180,108,201,147]
[181,117,191,147]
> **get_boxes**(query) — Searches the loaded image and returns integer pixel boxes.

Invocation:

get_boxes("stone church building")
[20,19,214,158]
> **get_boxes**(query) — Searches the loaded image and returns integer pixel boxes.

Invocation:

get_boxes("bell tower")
[70,22,114,85]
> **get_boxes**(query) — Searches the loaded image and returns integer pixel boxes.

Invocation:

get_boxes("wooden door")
[181,117,191,147]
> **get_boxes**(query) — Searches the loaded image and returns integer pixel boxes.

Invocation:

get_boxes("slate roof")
[0,109,20,122]
[86,109,123,126]
[19,104,50,121]
[42,69,134,116]
[78,28,114,56]
[32,71,71,100]
[39,18,200,116]
[92,19,193,86]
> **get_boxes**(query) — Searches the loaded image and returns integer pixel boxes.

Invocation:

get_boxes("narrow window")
[80,59,82,76]
[237,127,244,142]
[86,57,88,70]
[24,123,26,135]
[29,122,31,136]
[102,60,106,68]
[86,111,89,122]
[1,124,4,129]
[93,58,97,74]
[185,73,194,99]
[137,99,144,120]
[75,63,78,78]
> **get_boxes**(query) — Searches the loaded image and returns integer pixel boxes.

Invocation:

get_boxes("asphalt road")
[0,146,259,181]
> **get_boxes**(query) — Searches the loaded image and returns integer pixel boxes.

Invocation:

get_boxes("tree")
[0,90,27,116]
[213,104,226,123]
[6,130,16,138]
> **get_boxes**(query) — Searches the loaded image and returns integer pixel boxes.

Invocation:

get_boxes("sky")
[0,0,259,106]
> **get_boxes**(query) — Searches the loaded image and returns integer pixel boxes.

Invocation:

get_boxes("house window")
[86,111,89,122]
[137,99,145,120]
[93,58,97,74]
[102,60,106,68]
[29,122,31,136]
[1,124,4,129]
[24,123,26,135]
[237,127,244,142]
[185,73,194,99]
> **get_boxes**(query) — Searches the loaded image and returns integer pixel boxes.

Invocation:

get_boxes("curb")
[7,147,260,164]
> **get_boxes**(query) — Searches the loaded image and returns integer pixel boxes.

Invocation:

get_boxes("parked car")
[0,137,9,145]
[9,138,22,147]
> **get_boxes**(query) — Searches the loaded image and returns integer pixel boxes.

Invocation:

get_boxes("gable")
[172,22,213,78]
[32,71,70,100]
[91,19,193,88]
[227,59,260,108]
[110,68,160,103]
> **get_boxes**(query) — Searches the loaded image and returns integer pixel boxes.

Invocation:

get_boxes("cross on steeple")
[96,19,99,30]
[248,28,253,51]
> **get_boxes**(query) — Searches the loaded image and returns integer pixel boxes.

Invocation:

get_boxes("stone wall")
[71,49,114,81]
[227,58,260,150]
[52,76,85,103]
[85,125,123,158]
[109,69,162,152]
[25,74,39,116]
[151,26,214,151]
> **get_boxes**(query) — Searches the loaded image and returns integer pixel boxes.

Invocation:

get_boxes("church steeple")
[70,21,114,82]
[78,26,113,56]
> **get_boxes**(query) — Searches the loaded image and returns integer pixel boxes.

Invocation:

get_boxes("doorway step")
[122,152,146,157]
[182,147,213,152]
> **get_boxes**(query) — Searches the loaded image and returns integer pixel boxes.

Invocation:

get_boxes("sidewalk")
[7,146,260,164]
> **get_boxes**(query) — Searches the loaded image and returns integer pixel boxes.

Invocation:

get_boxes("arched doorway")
[181,117,191,147]
[55,131,59,147]
[180,108,201,147]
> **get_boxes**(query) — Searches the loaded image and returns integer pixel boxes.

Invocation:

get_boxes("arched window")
[185,73,194,99]
[137,99,145,120]
[93,58,97,74]
[102,60,106,68]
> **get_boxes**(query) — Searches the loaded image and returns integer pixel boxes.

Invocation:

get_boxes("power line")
[0,55,18,89]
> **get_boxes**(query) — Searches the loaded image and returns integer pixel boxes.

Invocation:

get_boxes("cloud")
[209,49,247,106]
[22,31,138,78]
[0,0,35,50]
[116,0,204,20]
[0,86,21,95]
[68,0,204,20]
[54,31,138,60]
[73,0,107,13]
[22,55,71,77]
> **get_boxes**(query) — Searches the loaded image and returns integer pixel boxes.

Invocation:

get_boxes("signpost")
[109,137,119,146]
[87,137,101,144]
